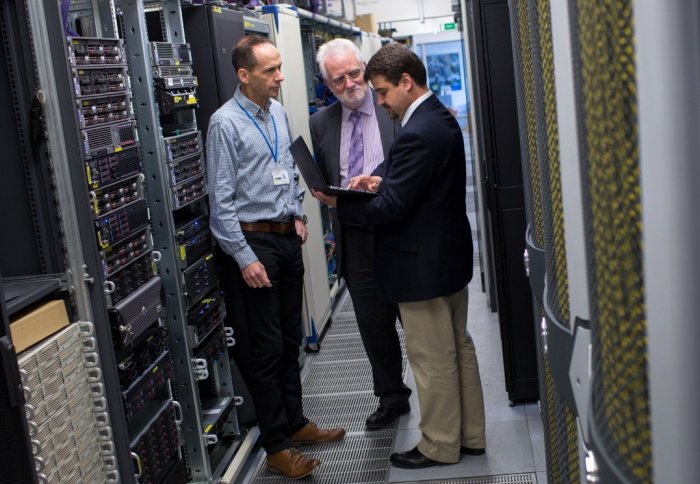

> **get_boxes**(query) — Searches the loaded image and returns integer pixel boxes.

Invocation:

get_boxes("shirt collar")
[401,90,433,127]
[342,88,375,122]
[234,85,271,119]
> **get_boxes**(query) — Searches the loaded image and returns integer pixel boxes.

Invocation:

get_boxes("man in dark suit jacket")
[313,43,486,469]
[309,39,411,429]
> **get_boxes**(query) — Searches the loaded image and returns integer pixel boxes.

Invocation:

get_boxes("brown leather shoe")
[267,448,320,479]
[291,421,346,445]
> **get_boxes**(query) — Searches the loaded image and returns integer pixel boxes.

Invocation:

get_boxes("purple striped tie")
[347,110,364,181]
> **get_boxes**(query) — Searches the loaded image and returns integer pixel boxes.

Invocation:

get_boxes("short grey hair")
[315,38,364,81]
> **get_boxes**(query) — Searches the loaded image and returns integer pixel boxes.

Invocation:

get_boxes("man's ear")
[238,67,249,85]
[401,73,413,91]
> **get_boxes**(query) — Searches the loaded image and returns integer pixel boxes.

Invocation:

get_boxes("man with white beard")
[309,39,411,430]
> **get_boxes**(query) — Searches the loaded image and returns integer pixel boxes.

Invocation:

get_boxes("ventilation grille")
[570,0,652,480]
[151,42,192,66]
[528,0,571,325]
[512,0,544,247]
[394,474,537,484]
[534,304,580,484]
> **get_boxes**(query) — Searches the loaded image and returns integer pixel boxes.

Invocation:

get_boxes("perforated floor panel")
[303,392,382,433]
[252,293,399,482]
[252,432,394,483]
[313,335,372,362]
[304,359,378,395]
[395,475,537,484]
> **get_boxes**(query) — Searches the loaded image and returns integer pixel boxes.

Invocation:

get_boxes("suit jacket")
[337,94,473,303]
[309,90,398,277]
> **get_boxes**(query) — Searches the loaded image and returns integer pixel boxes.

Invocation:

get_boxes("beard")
[336,85,368,110]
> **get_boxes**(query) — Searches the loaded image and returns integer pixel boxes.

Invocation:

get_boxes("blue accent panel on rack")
[262,4,298,33]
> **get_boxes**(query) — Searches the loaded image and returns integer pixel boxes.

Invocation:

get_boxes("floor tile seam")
[523,416,541,471]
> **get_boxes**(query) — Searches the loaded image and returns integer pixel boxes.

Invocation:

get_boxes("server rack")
[2,0,249,482]
[1,0,128,481]
[501,0,700,482]
[120,1,241,481]
[0,273,38,484]
[181,5,246,139]
[464,0,538,403]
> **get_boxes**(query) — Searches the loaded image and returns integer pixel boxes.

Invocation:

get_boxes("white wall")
[355,0,455,36]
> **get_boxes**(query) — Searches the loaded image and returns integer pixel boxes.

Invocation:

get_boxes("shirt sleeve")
[206,117,258,269]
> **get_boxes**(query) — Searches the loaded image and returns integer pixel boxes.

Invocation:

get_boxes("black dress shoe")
[390,447,446,469]
[460,446,486,455]
[365,404,410,430]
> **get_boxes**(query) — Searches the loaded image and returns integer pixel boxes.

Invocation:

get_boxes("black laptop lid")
[289,136,328,192]
[290,136,380,197]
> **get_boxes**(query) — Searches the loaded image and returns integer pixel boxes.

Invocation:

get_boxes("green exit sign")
[443,22,457,30]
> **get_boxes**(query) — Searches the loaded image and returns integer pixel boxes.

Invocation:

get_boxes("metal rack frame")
[121,1,238,481]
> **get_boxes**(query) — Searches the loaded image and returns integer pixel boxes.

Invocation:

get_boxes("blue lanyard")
[235,97,278,163]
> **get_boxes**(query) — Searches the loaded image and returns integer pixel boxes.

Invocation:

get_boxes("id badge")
[272,167,290,185]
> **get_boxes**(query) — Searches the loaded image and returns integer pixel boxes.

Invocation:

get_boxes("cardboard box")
[10,300,70,353]
[355,13,378,34]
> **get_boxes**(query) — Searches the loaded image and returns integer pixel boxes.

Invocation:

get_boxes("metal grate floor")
[252,293,398,483]
[303,392,382,433]
[249,292,537,484]
[313,336,371,362]
[394,475,537,484]
[251,432,394,483]
[304,359,378,395]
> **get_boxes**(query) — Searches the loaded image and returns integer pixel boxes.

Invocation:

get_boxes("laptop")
[290,136,379,198]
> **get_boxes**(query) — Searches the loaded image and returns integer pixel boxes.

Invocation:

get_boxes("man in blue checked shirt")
[206,35,345,480]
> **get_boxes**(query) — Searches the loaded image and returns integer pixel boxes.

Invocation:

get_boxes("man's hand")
[295,219,308,244]
[311,189,337,207]
[241,261,272,288]
[349,175,382,192]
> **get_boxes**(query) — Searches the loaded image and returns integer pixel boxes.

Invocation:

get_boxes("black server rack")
[182,5,246,139]
[181,5,269,427]
[466,0,538,403]
[1,1,248,482]
[0,275,38,484]
[1,1,130,482]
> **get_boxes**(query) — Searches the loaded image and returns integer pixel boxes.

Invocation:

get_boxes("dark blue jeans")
[219,231,307,454]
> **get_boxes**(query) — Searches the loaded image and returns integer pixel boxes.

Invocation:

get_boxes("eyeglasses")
[330,68,364,88]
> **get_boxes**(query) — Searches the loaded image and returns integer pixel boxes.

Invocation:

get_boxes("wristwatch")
[295,214,308,225]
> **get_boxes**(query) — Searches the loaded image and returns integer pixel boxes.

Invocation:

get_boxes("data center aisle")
[240,275,546,483]
[240,133,546,482]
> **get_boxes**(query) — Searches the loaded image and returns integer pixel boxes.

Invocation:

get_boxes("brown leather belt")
[240,220,295,234]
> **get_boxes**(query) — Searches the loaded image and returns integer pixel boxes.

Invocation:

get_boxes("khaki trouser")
[398,287,486,463]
